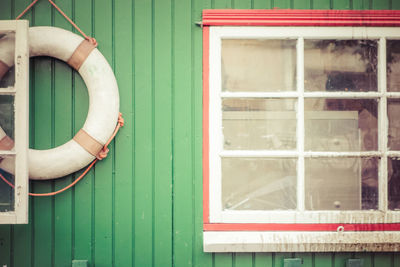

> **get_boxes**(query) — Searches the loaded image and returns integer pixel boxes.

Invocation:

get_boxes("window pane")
[305,99,378,151]
[389,158,400,210]
[304,40,377,92]
[222,98,296,150]
[222,158,297,210]
[388,99,400,150]
[305,157,378,210]
[0,95,14,146]
[0,31,15,88]
[0,156,14,212]
[221,39,296,92]
[387,40,400,92]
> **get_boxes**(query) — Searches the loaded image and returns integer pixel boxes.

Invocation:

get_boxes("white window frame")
[0,20,29,224]
[205,26,400,252]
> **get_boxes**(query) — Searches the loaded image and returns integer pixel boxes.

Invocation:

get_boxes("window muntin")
[209,27,400,224]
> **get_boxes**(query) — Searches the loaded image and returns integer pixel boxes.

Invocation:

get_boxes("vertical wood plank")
[92,0,114,266]
[392,0,400,9]
[333,0,351,9]
[293,0,311,9]
[0,226,11,267]
[295,252,312,267]
[372,0,390,9]
[352,0,371,9]
[214,0,232,9]
[133,0,153,265]
[193,1,213,267]
[312,0,331,9]
[72,0,94,265]
[153,0,173,266]
[334,253,352,267]
[173,0,195,265]
[235,253,254,267]
[374,253,392,266]
[30,1,54,266]
[356,253,373,267]
[273,0,291,8]
[315,253,333,267]
[255,253,273,267]
[234,0,252,8]
[114,0,134,266]
[53,1,73,266]
[215,253,233,267]
[253,0,272,8]
[274,253,292,267]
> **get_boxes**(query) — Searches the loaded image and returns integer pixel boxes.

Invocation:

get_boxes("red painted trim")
[203,26,210,224]
[204,223,400,232]
[202,9,400,26]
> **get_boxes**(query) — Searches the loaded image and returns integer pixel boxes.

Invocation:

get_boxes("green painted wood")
[215,253,233,267]
[374,253,393,266]
[372,0,390,10]
[253,0,272,9]
[0,1,399,267]
[315,253,333,267]
[333,0,351,9]
[70,0,93,265]
[293,0,311,9]
[273,0,291,8]
[334,253,353,267]
[114,0,134,266]
[173,0,196,266]
[133,0,154,265]
[355,253,372,267]
[255,253,273,267]
[154,0,173,266]
[235,253,254,267]
[0,225,11,267]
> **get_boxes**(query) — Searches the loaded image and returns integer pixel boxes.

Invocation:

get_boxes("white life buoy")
[0,26,119,180]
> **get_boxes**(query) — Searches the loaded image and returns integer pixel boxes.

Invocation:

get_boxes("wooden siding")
[0,0,399,266]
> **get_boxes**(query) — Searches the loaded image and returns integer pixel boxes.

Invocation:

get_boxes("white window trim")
[0,20,29,224]
[209,26,400,224]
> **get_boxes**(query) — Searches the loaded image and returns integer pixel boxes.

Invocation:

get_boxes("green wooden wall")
[0,0,400,266]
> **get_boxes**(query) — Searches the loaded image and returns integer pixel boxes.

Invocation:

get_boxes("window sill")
[204,231,400,252]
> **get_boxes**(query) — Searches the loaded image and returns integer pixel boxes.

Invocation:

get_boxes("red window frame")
[202,9,400,233]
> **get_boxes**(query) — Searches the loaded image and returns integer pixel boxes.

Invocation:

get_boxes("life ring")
[0,26,119,180]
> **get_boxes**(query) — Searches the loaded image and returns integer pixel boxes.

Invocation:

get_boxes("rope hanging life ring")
[0,26,120,180]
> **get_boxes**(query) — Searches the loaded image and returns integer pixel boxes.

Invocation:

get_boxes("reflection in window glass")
[304,40,377,92]
[389,158,400,210]
[222,98,296,150]
[305,157,378,210]
[305,99,378,151]
[0,32,15,88]
[222,158,297,210]
[221,39,296,92]
[387,40,400,92]
[0,95,14,143]
[388,99,400,150]
[0,155,14,212]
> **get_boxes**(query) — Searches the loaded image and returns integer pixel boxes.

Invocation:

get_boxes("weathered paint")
[0,0,399,266]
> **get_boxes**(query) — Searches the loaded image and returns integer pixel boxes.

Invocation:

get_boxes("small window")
[203,10,400,252]
[0,20,29,224]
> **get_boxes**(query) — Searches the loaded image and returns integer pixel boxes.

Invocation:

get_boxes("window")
[0,20,29,224]
[203,10,400,252]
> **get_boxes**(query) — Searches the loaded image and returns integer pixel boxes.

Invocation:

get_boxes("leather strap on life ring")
[67,39,96,71]
[0,60,9,80]
[73,129,103,157]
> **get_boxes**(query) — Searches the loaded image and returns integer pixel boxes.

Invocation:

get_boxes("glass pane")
[388,99,400,150]
[222,98,296,150]
[222,158,297,210]
[0,155,14,212]
[305,157,378,210]
[304,40,377,92]
[387,40,400,92]
[221,39,296,92]
[0,95,14,147]
[0,31,15,88]
[305,99,378,151]
[389,158,400,210]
